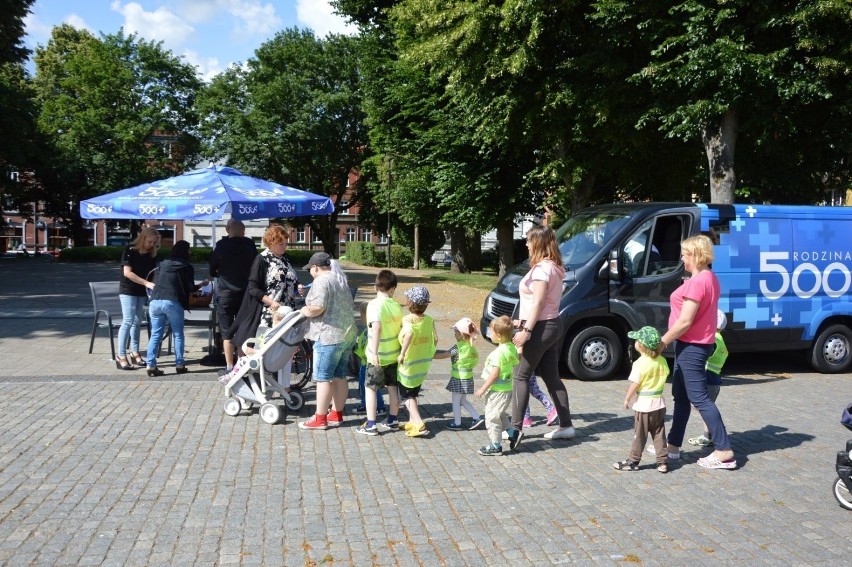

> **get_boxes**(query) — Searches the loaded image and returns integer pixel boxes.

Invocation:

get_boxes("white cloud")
[228,1,282,38]
[24,12,94,43]
[296,0,357,37]
[176,0,231,24]
[181,49,223,83]
[110,1,195,50]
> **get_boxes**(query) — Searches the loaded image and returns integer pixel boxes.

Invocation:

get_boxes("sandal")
[688,435,713,447]
[115,356,135,370]
[129,353,146,367]
[657,463,669,474]
[612,460,639,471]
[697,455,737,470]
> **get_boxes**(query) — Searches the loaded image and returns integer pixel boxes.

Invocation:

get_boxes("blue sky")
[24,1,358,81]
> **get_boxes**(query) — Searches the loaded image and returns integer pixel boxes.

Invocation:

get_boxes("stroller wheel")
[284,390,304,411]
[260,403,282,425]
[223,397,241,417]
[834,477,852,510]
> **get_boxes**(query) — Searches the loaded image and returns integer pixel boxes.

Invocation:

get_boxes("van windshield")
[554,210,632,269]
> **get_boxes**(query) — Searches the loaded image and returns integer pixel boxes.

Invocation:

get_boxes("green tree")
[196,29,367,254]
[0,0,36,217]
[593,0,852,204]
[33,25,202,239]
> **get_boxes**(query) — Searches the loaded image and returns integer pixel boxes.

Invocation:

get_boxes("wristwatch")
[523,327,533,334]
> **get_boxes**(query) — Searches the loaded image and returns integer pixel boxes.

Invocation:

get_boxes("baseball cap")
[627,326,662,351]
[303,251,332,270]
[452,317,478,336]
[403,285,430,305]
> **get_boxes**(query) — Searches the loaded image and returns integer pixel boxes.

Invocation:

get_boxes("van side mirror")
[608,249,621,281]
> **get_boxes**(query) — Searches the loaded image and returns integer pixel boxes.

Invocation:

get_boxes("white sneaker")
[501,429,510,440]
[544,426,575,440]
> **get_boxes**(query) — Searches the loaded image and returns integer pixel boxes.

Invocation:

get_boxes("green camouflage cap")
[627,326,661,351]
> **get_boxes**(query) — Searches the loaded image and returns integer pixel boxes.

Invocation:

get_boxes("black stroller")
[833,403,852,510]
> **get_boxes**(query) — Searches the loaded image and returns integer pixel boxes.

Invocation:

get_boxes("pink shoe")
[522,417,533,428]
[545,408,558,426]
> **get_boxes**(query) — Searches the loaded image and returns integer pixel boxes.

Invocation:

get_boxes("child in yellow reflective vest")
[613,326,670,473]
[474,316,518,456]
[396,285,438,437]
[434,317,484,431]
[689,310,729,447]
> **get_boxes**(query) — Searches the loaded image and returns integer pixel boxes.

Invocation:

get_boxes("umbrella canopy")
[80,165,334,221]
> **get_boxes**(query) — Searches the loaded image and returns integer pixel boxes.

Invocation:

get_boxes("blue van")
[480,202,852,380]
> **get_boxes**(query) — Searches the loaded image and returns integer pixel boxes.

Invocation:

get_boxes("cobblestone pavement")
[0,259,850,565]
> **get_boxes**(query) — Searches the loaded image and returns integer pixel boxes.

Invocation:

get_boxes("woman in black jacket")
[145,241,208,376]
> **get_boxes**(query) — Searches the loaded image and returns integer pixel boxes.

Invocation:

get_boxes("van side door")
[609,214,691,332]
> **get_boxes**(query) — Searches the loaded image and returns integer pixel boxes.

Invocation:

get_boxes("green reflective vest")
[481,342,518,392]
[451,341,479,381]
[367,297,403,366]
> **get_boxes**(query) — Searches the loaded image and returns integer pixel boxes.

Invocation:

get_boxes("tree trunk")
[466,230,482,271]
[449,226,469,273]
[702,108,738,204]
[495,219,515,278]
[569,172,596,214]
[413,224,420,270]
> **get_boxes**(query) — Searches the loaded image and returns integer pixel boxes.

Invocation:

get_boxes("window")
[296,228,306,243]
[339,200,350,215]
[346,227,357,242]
[312,230,322,243]
[362,229,372,242]
[379,233,388,244]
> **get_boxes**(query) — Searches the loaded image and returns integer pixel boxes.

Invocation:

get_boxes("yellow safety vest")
[397,315,437,388]
[451,341,479,381]
[368,297,403,366]
[482,342,518,392]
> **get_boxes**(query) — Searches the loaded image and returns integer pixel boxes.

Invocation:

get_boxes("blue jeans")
[146,299,186,367]
[118,294,147,356]
[668,341,730,450]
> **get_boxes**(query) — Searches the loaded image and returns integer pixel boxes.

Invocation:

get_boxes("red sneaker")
[327,410,344,427]
[299,414,328,430]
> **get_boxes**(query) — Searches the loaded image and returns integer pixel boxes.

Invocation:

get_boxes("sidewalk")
[0,260,850,565]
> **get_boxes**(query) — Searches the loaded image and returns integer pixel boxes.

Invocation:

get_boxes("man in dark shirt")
[209,219,258,370]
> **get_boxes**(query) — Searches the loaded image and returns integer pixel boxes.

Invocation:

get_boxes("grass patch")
[418,269,499,290]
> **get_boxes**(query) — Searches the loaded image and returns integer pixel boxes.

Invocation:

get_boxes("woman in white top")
[507,225,575,451]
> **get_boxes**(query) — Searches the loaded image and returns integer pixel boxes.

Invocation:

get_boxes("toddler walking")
[475,316,518,456]
[397,285,438,437]
[435,317,484,430]
[613,326,670,473]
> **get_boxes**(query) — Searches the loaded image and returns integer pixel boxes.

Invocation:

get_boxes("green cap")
[627,326,661,351]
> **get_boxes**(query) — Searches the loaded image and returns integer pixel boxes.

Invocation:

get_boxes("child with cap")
[689,309,729,447]
[613,326,671,473]
[434,317,485,430]
[396,285,438,437]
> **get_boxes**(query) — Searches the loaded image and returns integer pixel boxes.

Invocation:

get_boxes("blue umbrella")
[80,165,334,221]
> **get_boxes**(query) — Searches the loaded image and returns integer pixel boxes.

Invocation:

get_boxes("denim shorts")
[312,340,354,381]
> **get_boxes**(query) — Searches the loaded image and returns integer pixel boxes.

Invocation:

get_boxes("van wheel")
[810,324,852,373]
[566,326,623,380]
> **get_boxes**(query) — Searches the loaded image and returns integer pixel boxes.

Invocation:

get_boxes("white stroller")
[222,309,309,424]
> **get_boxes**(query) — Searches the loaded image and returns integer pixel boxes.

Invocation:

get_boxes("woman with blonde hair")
[116,226,159,369]
[506,225,575,451]
[230,224,300,359]
[656,234,735,470]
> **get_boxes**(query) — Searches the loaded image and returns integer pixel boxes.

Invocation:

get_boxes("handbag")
[188,292,212,308]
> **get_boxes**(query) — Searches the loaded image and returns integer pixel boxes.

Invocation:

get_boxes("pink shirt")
[519,260,565,322]
[668,270,720,344]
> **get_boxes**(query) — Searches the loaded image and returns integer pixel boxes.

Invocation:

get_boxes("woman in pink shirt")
[657,234,735,470]
[506,226,575,451]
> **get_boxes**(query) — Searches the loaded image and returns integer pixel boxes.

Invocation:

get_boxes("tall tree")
[0,0,36,216]
[196,29,367,254]
[33,25,202,239]
[593,0,852,204]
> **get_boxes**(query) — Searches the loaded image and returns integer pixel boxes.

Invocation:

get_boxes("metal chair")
[88,281,148,359]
